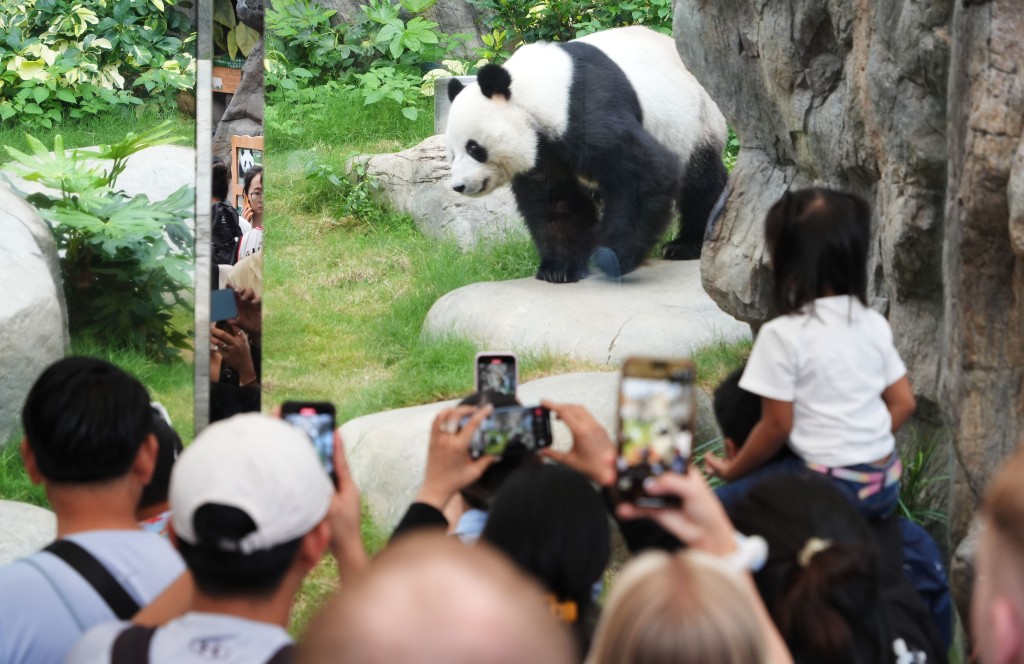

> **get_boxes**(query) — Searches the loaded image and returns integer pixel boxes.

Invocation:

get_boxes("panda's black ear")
[477,64,512,101]
[448,78,465,102]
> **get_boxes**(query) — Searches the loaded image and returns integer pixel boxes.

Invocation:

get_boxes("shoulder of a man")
[64,621,129,664]
[0,531,183,664]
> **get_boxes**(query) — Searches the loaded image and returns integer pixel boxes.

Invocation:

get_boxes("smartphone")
[466,405,552,460]
[211,288,238,322]
[614,357,696,508]
[475,352,517,397]
[281,401,337,483]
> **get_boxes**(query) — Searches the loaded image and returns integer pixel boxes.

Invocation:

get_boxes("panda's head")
[445,65,538,197]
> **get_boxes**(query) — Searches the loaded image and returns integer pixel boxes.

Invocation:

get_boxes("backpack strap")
[110,624,157,664]
[43,540,141,620]
[266,643,295,664]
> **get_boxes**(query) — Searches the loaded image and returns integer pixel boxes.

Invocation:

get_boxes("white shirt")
[0,530,185,664]
[67,612,293,663]
[740,295,907,467]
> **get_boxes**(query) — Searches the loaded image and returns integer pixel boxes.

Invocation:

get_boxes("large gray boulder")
[423,260,749,366]
[344,371,720,531]
[0,501,56,567]
[674,0,1024,614]
[351,134,525,248]
[0,184,68,445]
[212,0,263,166]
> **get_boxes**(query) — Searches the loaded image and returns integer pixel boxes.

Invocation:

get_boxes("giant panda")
[446,26,728,283]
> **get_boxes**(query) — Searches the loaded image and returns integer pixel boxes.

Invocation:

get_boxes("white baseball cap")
[170,413,334,555]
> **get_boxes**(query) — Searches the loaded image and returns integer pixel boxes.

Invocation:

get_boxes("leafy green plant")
[213,0,260,61]
[0,0,196,128]
[465,0,672,54]
[897,426,948,532]
[266,0,465,121]
[3,122,195,358]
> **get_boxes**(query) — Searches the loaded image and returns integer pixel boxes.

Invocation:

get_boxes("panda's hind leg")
[663,141,728,260]
[594,129,679,276]
[512,150,598,284]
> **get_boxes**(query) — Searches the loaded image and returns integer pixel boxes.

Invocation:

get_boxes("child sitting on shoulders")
[705,188,916,519]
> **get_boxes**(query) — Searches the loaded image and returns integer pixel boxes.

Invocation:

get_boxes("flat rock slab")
[1,145,195,203]
[343,371,719,532]
[423,260,750,365]
[0,500,56,567]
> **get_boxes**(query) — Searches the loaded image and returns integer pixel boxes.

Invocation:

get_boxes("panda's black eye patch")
[466,140,488,163]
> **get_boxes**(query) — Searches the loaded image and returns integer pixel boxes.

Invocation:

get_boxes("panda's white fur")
[446,27,724,196]
[445,26,729,282]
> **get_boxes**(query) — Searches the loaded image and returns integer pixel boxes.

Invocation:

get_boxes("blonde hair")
[588,550,765,664]
[227,252,263,298]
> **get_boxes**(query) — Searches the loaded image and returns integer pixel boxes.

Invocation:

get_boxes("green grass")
[0,330,195,505]
[0,104,196,159]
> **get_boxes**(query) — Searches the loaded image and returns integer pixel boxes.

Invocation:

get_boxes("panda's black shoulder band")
[477,64,512,100]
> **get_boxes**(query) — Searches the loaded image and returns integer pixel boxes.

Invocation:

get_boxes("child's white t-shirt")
[739,295,907,468]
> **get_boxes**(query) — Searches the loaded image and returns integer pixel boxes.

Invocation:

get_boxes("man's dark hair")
[22,356,153,483]
[138,407,183,509]
[212,156,230,202]
[482,464,610,653]
[457,390,539,510]
[177,503,302,598]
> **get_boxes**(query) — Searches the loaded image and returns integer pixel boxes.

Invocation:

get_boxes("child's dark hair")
[712,365,761,447]
[765,188,870,315]
[729,475,886,663]
[212,156,230,202]
[138,405,183,510]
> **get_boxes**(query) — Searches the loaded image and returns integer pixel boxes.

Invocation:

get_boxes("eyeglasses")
[248,190,263,200]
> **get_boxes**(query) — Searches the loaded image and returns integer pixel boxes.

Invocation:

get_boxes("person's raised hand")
[616,470,737,556]
[703,451,738,482]
[326,430,368,580]
[230,287,262,339]
[210,323,256,385]
[416,405,496,511]
[539,400,616,487]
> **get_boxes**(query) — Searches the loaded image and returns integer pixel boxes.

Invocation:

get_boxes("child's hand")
[704,452,736,481]
[539,400,616,487]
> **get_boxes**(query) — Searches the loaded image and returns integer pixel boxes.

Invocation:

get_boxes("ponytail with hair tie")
[797,537,832,567]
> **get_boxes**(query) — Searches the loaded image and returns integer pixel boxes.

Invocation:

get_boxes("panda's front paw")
[536,259,586,284]
[662,240,702,261]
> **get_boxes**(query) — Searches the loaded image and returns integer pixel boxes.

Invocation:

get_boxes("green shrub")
[266,0,468,122]
[0,0,196,129]
[466,0,673,54]
[4,122,195,358]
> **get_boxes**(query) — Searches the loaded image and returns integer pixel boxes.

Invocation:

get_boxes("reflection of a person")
[235,166,263,263]
[210,254,262,422]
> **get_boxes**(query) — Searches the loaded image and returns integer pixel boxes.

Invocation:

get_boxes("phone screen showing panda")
[282,405,335,478]
[475,354,517,397]
[616,368,694,507]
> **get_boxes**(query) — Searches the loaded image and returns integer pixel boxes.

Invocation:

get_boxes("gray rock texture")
[0,184,68,445]
[674,0,1023,613]
[351,134,525,248]
[0,501,56,567]
[212,36,263,165]
[423,260,750,365]
[343,372,719,530]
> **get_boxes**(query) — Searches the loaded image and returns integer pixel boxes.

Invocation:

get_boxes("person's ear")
[132,434,159,487]
[298,521,330,573]
[991,597,1024,664]
[20,438,44,485]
